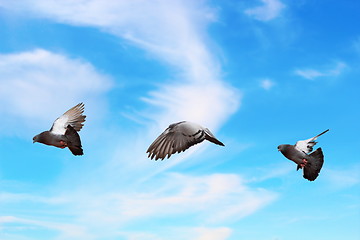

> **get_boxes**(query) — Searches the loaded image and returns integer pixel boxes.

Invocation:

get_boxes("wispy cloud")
[0,1,254,239]
[323,164,360,190]
[115,227,232,240]
[0,0,240,138]
[260,78,275,90]
[294,61,347,80]
[0,173,277,239]
[244,0,286,21]
[0,49,112,134]
[0,216,93,240]
[190,227,232,240]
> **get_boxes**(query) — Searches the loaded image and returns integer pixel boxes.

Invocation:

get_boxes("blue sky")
[0,0,359,239]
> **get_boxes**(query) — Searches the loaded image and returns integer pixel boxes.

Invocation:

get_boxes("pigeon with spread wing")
[33,103,86,156]
[278,129,329,181]
[147,121,224,160]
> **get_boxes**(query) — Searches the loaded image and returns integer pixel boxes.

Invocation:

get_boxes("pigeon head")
[277,144,288,152]
[33,134,40,143]
[33,132,46,144]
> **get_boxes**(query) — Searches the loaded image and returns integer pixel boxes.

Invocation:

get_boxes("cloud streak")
[260,78,275,90]
[294,61,347,80]
[0,1,253,239]
[0,0,240,137]
[0,173,277,239]
[244,0,285,21]
[0,49,112,134]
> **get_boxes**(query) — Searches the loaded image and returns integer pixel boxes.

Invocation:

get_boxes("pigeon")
[278,129,329,181]
[147,121,224,160]
[33,103,86,156]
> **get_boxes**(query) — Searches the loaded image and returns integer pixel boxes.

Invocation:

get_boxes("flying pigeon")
[33,103,86,156]
[147,121,224,160]
[278,129,329,181]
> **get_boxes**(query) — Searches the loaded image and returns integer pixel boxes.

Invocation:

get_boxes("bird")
[147,121,224,160]
[278,129,329,181]
[33,103,86,156]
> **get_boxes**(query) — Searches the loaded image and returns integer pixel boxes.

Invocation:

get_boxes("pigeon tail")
[303,148,324,181]
[65,125,83,156]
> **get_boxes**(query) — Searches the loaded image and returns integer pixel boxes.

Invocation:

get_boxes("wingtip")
[318,129,330,136]
[205,135,225,146]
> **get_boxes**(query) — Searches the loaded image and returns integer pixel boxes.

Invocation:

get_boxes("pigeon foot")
[300,159,308,168]
[59,140,68,149]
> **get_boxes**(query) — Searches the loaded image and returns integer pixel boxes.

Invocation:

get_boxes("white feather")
[49,103,86,135]
[295,129,329,154]
[295,137,314,154]
[50,115,70,135]
[174,121,204,135]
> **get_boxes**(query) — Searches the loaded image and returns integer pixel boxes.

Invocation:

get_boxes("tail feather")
[303,148,324,181]
[65,125,84,156]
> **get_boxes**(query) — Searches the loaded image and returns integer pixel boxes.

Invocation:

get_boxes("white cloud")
[143,82,240,129]
[323,165,360,190]
[0,49,112,134]
[0,2,253,240]
[116,227,232,240]
[260,78,275,90]
[294,69,324,80]
[0,216,93,240]
[192,227,233,240]
[294,61,347,80]
[0,0,240,137]
[0,173,277,239]
[0,0,218,81]
[0,0,240,160]
[244,0,285,21]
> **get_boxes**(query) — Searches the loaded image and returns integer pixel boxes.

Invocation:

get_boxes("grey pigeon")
[278,129,329,181]
[33,103,86,156]
[147,121,224,160]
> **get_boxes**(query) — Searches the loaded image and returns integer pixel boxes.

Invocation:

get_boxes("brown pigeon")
[278,129,329,181]
[147,121,224,160]
[33,103,86,156]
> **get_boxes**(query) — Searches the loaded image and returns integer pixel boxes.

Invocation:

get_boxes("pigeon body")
[278,129,329,181]
[278,144,309,165]
[147,121,224,160]
[33,103,86,156]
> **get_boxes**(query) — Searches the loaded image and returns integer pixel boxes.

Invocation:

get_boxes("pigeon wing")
[50,103,86,135]
[146,122,206,160]
[295,129,329,154]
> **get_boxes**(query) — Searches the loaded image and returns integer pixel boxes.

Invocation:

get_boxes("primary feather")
[50,103,86,135]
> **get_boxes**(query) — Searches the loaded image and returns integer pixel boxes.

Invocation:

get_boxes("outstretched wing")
[295,129,329,154]
[50,103,86,135]
[146,122,206,160]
